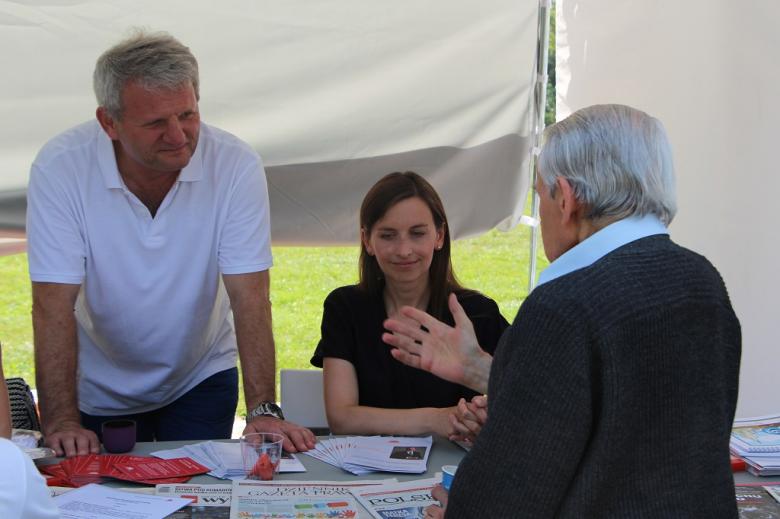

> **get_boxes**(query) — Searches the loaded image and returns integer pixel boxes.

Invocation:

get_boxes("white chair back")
[280,369,329,432]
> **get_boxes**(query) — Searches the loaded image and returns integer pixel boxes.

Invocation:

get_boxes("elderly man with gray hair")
[27,30,315,457]
[385,104,741,517]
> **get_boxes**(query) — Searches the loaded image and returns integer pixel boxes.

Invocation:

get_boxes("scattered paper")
[156,484,232,518]
[304,436,432,475]
[54,483,191,519]
[152,441,306,479]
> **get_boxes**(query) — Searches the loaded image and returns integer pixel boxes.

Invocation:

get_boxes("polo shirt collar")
[96,124,203,188]
[536,214,668,288]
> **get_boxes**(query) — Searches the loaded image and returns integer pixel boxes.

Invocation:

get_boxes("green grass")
[0,225,548,415]
[0,254,34,380]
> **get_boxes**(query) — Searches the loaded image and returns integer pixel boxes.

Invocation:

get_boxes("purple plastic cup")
[101,419,137,453]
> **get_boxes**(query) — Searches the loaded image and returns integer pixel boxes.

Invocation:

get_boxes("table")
[41,436,466,519]
[42,439,780,516]
[734,470,780,486]
[125,435,467,484]
[120,439,780,488]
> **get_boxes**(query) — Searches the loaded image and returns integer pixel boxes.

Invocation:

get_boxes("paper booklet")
[156,484,232,518]
[731,415,780,454]
[730,414,780,476]
[152,441,306,479]
[229,478,396,519]
[304,436,433,475]
[351,477,441,519]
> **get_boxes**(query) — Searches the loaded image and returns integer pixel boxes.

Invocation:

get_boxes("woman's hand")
[428,406,458,438]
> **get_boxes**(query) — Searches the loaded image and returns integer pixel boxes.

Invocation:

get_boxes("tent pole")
[527,0,552,293]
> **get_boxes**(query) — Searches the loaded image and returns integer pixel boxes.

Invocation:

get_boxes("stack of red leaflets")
[40,454,210,487]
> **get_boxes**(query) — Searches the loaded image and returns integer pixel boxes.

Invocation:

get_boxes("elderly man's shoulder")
[606,234,728,289]
[532,235,728,308]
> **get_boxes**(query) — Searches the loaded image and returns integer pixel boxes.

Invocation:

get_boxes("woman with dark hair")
[310,171,508,436]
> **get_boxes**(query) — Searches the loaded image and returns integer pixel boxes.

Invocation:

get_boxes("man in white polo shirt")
[26,30,315,457]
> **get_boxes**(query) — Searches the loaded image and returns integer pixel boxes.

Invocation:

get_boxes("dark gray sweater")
[446,235,741,518]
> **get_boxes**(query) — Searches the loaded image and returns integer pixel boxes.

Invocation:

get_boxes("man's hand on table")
[242,416,316,453]
[44,420,100,458]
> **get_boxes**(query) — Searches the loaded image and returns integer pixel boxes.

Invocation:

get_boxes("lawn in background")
[0,224,548,415]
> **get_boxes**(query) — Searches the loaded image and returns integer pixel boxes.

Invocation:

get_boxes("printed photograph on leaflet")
[389,446,427,461]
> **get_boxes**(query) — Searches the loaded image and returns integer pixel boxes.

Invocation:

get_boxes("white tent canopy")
[558,0,779,418]
[2,1,774,419]
[0,0,539,242]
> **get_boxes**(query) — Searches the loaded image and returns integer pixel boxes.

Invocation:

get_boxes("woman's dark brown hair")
[358,171,463,320]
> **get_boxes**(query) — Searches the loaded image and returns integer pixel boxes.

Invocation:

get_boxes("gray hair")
[538,104,677,226]
[93,29,199,118]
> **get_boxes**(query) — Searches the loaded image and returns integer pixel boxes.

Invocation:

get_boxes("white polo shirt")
[27,120,273,415]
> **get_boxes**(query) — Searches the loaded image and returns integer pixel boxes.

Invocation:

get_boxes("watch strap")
[247,401,285,421]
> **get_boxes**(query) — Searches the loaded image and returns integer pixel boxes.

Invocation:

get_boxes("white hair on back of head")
[538,104,677,226]
[93,29,199,118]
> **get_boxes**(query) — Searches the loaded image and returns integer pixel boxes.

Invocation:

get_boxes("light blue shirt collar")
[536,214,668,287]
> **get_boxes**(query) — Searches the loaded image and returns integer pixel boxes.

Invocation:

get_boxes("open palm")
[382,293,492,393]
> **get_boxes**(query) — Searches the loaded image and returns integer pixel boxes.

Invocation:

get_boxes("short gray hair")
[538,104,677,226]
[93,30,199,118]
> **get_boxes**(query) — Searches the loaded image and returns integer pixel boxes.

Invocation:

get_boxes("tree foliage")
[545,2,556,126]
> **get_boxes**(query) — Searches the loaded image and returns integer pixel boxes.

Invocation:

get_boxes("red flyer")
[38,454,207,487]
[112,457,210,481]
[66,454,106,486]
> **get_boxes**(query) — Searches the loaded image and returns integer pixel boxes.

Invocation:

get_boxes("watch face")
[265,403,282,414]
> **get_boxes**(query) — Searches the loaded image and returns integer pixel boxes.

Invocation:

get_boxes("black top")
[447,235,741,518]
[310,285,509,409]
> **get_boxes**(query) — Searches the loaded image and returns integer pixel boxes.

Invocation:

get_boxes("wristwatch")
[246,401,285,421]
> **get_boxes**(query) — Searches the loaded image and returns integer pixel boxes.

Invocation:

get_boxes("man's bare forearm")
[236,298,275,409]
[224,272,276,411]
[32,283,81,434]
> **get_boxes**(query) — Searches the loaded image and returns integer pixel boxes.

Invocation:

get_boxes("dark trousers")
[81,367,239,442]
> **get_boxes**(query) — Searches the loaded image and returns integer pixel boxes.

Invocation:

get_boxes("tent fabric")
[557,0,780,418]
[0,1,539,242]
